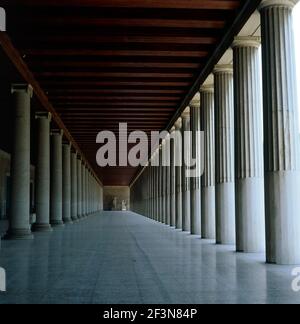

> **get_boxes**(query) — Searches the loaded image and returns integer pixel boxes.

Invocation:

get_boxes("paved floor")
[0,211,300,304]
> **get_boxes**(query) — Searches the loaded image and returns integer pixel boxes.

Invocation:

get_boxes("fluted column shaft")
[50,130,64,227]
[82,164,86,217]
[214,66,235,244]
[260,0,300,264]
[62,143,72,224]
[233,37,265,253]
[164,137,171,225]
[190,96,202,235]
[149,164,153,219]
[71,152,78,221]
[170,127,176,227]
[77,159,82,218]
[33,112,52,232]
[153,152,158,221]
[181,111,191,232]
[6,84,33,239]
[200,86,216,239]
[158,145,164,223]
[175,118,182,229]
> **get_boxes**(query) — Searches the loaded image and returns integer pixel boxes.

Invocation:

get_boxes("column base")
[50,220,65,228]
[71,217,79,222]
[4,228,34,240]
[63,219,73,224]
[32,223,53,233]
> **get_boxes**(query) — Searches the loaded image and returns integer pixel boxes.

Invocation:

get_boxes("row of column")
[5,85,103,240]
[131,0,300,265]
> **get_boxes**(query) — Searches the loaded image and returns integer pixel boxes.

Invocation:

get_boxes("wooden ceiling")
[0,0,259,186]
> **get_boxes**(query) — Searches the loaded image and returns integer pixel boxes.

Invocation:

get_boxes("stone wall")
[103,186,130,211]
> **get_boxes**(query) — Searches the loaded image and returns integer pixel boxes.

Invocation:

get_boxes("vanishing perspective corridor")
[0,212,299,304]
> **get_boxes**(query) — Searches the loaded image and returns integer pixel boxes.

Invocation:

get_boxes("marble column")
[190,94,202,235]
[149,163,153,219]
[200,84,216,239]
[82,163,86,218]
[164,136,171,225]
[50,129,64,227]
[181,109,191,232]
[162,140,167,224]
[71,151,78,222]
[232,36,265,253]
[170,127,176,227]
[260,0,300,264]
[77,158,82,219]
[175,118,183,229]
[214,65,235,245]
[86,168,89,215]
[6,84,33,239]
[62,142,72,224]
[155,149,160,222]
[32,112,52,232]
[158,144,164,223]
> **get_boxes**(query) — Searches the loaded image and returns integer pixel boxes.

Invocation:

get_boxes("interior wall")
[103,186,130,211]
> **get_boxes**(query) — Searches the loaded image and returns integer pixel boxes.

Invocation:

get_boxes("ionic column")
[86,168,89,215]
[154,149,160,221]
[200,84,216,239]
[33,112,52,232]
[149,162,153,219]
[214,65,235,244]
[232,36,265,253]
[190,94,201,235]
[71,151,78,222]
[181,109,191,232]
[175,118,182,229]
[169,127,176,227]
[77,158,82,218]
[259,0,300,264]
[158,144,164,223]
[82,163,86,218]
[166,135,171,225]
[62,142,72,224]
[50,129,64,227]
[162,139,168,224]
[6,84,33,239]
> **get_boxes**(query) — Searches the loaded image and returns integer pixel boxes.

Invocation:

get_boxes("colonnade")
[5,84,103,240]
[131,0,300,265]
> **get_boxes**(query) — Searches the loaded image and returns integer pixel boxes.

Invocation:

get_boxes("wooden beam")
[48,89,185,95]
[23,49,208,57]
[28,61,201,69]
[20,17,226,29]
[22,35,218,45]
[34,71,194,78]
[2,0,241,10]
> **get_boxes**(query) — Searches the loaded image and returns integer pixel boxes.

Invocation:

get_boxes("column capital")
[51,129,63,137]
[200,84,214,93]
[11,84,33,97]
[35,111,52,121]
[259,0,299,10]
[174,117,182,129]
[190,93,200,108]
[232,36,261,49]
[62,141,71,148]
[181,107,190,119]
[213,64,233,75]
